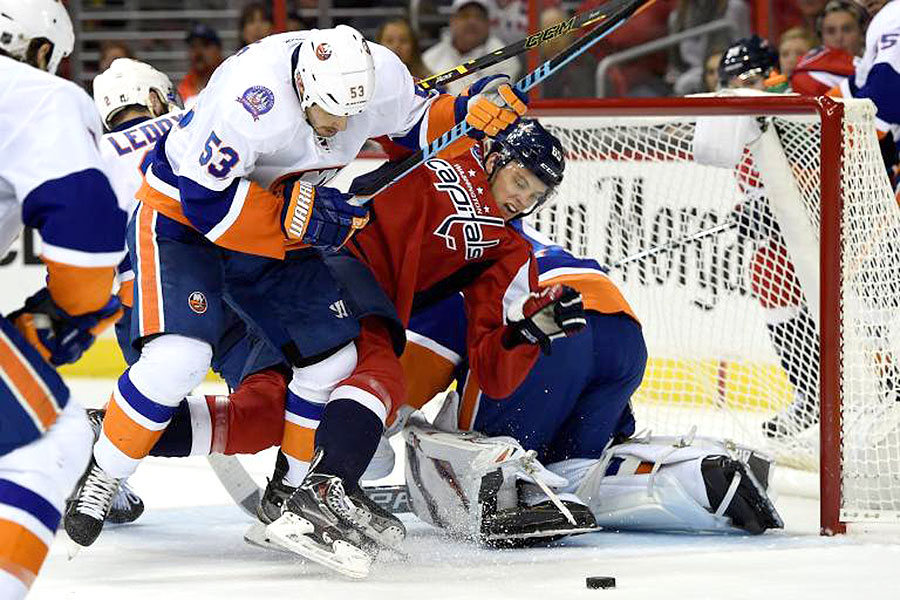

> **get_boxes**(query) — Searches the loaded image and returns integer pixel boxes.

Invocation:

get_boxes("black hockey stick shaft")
[417,1,617,92]
[351,0,654,203]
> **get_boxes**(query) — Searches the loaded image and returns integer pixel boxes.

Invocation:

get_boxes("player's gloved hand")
[280,180,370,251]
[457,74,528,140]
[502,284,586,355]
[8,288,123,366]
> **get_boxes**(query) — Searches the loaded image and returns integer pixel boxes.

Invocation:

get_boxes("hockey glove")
[457,74,529,140]
[502,284,586,355]
[8,288,123,366]
[281,180,370,252]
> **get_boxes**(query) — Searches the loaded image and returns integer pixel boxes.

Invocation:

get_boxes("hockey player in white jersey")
[0,1,127,597]
[65,24,530,578]
[839,0,900,184]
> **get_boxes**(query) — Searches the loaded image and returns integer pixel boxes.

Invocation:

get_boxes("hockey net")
[527,94,900,533]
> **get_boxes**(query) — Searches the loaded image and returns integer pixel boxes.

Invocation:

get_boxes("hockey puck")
[586,576,616,589]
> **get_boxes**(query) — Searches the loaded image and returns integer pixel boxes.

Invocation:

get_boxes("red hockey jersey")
[348,146,540,398]
[791,46,856,96]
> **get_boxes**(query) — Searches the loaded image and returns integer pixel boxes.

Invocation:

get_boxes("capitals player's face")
[489,158,549,222]
[306,104,349,138]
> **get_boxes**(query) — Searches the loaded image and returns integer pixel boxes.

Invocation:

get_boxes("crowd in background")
[80,0,885,104]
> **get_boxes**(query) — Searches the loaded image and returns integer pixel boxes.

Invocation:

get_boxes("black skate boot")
[346,485,406,550]
[64,456,122,547]
[84,409,144,525]
[264,472,375,578]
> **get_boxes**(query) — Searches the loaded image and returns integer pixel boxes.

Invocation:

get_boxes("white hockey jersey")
[0,56,126,269]
[840,0,900,137]
[100,112,183,218]
[140,32,445,258]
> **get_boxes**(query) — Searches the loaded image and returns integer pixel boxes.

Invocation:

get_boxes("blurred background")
[60,0,873,102]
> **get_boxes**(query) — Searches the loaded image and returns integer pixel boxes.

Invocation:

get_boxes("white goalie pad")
[402,411,573,540]
[571,432,781,534]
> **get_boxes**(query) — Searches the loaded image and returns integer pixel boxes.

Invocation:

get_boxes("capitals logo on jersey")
[427,158,504,260]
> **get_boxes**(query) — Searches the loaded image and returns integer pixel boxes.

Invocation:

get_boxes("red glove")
[503,284,586,355]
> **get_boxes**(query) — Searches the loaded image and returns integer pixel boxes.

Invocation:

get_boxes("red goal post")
[527,95,900,535]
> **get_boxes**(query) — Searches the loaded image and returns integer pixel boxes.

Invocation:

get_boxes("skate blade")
[65,534,84,560]
[244,522,292,553]
[484,525,601,543]
[265,513,373,579]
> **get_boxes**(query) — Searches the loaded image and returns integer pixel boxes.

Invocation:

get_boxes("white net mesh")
[527,97,900,523]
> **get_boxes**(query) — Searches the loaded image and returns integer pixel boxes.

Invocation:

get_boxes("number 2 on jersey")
[199,131,239,177]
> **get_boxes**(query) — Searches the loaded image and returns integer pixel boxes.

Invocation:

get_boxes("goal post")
[527,95,900,535]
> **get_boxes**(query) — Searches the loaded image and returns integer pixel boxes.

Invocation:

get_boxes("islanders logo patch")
[188,291,208,314]
[236,85,275,121]
[315,42,332,60]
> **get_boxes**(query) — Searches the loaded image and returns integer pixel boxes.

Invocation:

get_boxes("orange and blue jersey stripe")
[281,390,325,464]
[101,369,179,463]
[0,320,68,455]
[0,479,61,589]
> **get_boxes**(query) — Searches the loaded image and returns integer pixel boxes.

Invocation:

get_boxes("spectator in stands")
[98,41,132,72]
[179,23,224,106]
[537,6,597,98]
[285,11,310,32]
[790,0,867,95]
[492,0,527,45]
[818,0,867,55]
[580,0,675,97]
[667,0,752,95]
[239,2,273,47]
[778,27,817,79]
[423,0,520,95]
[794,0,830,34]
[703,50,724,91]
[376,17,429,80]
[854,0,889,14]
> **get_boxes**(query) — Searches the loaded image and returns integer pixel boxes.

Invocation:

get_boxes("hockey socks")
[313,399,384,491]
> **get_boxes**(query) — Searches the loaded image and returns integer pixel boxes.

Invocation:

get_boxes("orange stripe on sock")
[0,518,49,589]
[0,332,59,431]
[281,420,317,463]
[103,395,165,460]
[136,205,162,337]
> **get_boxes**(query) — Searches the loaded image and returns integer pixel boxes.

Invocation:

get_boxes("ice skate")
[84,409,144,524]
[64,456,122,547]
[346,484,407,550]
[264,473,374,579]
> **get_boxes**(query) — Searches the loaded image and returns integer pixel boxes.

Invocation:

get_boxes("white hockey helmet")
[93,58,181,129]
[294,24,375,117]
[0,0,74,74]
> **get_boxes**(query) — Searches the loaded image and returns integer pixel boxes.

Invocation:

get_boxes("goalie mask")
[294,24,376,117]
[0,0,74,74]
[93,58,182,130]
[486,118,566,218]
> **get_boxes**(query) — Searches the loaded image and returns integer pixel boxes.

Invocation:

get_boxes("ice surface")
[30,380,900,600]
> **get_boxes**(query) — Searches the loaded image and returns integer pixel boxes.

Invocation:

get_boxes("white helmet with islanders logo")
[294,24,375,117]
[0,0,74,74]
[93,58,182,129]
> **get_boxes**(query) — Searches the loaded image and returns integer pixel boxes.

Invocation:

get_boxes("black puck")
[586,576,616,589]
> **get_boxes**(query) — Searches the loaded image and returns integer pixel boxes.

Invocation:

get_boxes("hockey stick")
[417,0,619,92]
[351,0,655,203]
[208,453,412,517]
[607,220,737,270]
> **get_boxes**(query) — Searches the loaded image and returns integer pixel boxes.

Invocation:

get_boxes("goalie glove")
[8,288,122,366]
[456,74,529,140]
[281,180,370,251]
[502,284,586,355]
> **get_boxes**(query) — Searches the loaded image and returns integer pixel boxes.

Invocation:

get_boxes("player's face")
[490,159,550,222]
[821,11,864,56]
[305,104,348,138]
